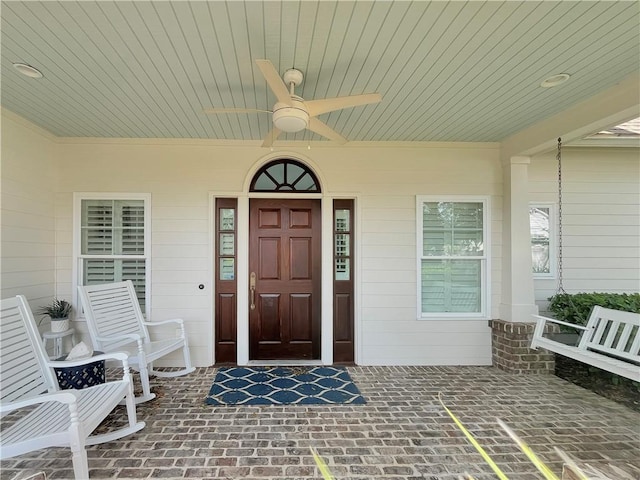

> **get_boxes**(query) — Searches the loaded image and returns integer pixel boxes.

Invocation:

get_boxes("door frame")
[210,153,360,366]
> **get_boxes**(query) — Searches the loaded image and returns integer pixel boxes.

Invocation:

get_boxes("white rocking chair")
[78,281,195,403]
[1,295,144,479]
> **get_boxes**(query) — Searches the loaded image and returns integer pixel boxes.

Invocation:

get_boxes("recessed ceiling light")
[540,73,570,88]
[13,63,43,78]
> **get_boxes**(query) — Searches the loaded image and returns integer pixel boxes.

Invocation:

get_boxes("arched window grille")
[250,159,321,193]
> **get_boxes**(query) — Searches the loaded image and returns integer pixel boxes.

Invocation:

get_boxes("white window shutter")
[449,260,481,312]
[84,259,115,285]
[119,202,145,255]
[82,202,114,254]
[79,198,147,312]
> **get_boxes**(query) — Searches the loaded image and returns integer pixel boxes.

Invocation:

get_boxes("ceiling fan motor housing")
[272,99,309,132]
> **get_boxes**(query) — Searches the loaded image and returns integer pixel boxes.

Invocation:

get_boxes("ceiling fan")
[204,59,382,147]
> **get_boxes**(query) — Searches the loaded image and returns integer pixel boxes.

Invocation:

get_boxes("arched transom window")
[250,159,321,193]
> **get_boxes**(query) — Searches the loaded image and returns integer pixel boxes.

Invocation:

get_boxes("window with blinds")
[529,204,555,278]
[79,198,148,311]
[417,198,488,318]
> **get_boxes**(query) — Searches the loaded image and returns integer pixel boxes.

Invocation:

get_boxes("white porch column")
[499,155,538,322]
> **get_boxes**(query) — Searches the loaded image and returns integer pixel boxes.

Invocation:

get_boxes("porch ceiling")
[1,1,639,144]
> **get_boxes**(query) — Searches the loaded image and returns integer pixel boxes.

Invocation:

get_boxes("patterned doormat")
[205,366,366,405]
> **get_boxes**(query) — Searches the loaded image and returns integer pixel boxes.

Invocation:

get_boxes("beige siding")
[50,139,501,366]
[1,114,56,318]
[54,143,251,365]
[309,146,500,365]
[529,147,640,313]
[5,112,637,368]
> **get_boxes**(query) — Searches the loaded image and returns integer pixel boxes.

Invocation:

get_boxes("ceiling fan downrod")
[283,68,303,96]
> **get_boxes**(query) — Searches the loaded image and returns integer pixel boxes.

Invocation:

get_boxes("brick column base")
[490,319,555,374]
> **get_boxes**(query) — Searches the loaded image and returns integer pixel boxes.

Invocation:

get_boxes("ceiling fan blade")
[255,59,291,105]
[261,127,282,148]
[307,118,347,144]
[203,108,272,114]
[306,93,382,117]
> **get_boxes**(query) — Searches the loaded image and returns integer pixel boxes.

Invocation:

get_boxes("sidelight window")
[217,202,236,281]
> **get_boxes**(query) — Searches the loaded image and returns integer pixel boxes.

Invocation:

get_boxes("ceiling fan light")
[272,102,309,132]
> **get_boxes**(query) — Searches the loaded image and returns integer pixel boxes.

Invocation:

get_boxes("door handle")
[250,272,256,310]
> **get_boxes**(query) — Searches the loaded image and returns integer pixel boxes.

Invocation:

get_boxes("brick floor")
[1,366,638,479]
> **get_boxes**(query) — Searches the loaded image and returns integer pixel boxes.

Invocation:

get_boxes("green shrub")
[547,292,640,326]
[547,292,640,393]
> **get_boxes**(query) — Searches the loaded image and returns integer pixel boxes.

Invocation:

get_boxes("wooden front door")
[249,199,321,360]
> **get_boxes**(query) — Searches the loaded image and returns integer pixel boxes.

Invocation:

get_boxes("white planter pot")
[50,318,70,333]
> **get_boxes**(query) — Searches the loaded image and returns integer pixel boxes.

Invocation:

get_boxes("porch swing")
[530,138,640,381]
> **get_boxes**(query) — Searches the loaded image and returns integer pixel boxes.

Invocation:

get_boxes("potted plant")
[39,299,72,333]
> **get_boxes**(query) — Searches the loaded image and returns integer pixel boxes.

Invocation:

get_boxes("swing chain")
[553,137,584,322]
[556,137,565,294]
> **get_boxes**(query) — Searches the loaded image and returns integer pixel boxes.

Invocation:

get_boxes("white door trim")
[212,153,360,366]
